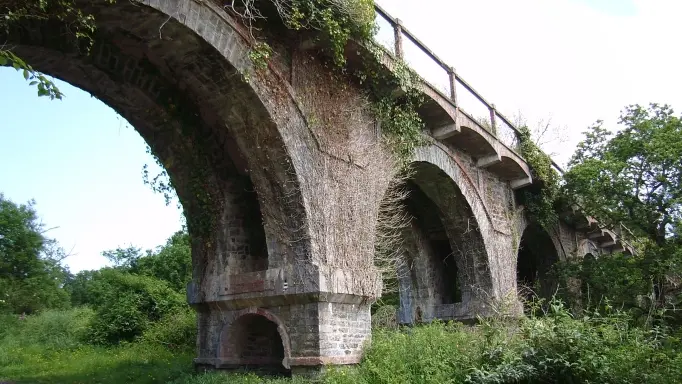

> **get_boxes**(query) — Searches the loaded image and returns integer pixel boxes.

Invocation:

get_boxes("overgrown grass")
[0,308,193,384]
[2,303,682,384]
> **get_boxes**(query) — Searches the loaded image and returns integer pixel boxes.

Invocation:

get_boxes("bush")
[141,307,197,351]
[85,269,186,344]
[519,300,682,384]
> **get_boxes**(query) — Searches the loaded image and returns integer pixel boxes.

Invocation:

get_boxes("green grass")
[0,308,193,384]
[0,342,193,384]
[2,305,682,384]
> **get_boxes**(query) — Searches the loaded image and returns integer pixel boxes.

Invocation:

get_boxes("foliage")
[64,269,99,307]
[131,230,192,293]
[3,302,682,383]
[248,41,274,70]
[565,104,682,245]
[0,194,71,314]
[516,125,561,228]
[344,43,427,165]
[0,308,93,354]
[84,269,186,344]
[0,51,63,99]
[140,306,196,351]
[553,254,650,312]
[0,310,192,384]
[142,144,179,208]
[276,0,375,66]
[102,245,143,268]
[0,0,115,99]
[563,103,682,310]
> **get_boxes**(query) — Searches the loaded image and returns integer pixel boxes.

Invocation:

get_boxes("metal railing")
[373,5,645,253]
[373,4,564,175]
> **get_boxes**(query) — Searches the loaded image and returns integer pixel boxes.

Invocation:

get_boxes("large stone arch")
[5,1,321,273]
[3,0,323,364]
[412,145,503,294]
[382,143,506,322]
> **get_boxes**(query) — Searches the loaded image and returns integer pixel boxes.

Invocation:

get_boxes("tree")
[563,103,682,314]
[565,104,682,245]
[131,230,192,293]
[0,194,70,313]
[83,269,186,344]
[102,245,143,269]
[94,230,192,293]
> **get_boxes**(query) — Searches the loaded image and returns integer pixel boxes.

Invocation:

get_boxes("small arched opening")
[517,223,559,301]
[220,314,290,374]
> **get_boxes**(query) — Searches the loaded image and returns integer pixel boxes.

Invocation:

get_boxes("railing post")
[489,104,497,135]
[448,67,458,107]
[394,18,404,59]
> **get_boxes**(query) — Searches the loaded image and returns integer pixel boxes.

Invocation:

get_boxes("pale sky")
[1,0,680,273]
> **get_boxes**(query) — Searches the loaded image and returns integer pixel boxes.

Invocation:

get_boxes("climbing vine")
[230,0,425,164]
[359,50,427,166]
[284,0,375,66]
[517,126,561,229]
[247,41,273,70]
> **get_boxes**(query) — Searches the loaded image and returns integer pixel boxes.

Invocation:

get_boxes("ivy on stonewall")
[517,126,560,229]
[242,0,425,165]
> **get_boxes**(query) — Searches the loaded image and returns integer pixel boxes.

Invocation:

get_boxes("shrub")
[85,269,186,344]
[141,307,197,351]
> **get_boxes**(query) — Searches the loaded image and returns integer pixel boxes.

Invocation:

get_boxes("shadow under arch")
[378,152,495,323]
[516,222,560,301]
[3,0,312,282]
[218,308,292,374]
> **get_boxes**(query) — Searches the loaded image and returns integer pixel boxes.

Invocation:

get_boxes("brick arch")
[578,239,601,259]
[3,0,315,287]
[385,144,504,322]
[516,222,560,300]
[411,144,502,297]
[218,307,292,370]
[515,219,567,262]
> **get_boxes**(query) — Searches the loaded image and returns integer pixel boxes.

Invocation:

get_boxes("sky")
[0,70,184,272]
[1,0,681,273]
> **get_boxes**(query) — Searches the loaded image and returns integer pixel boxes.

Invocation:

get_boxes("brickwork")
[219,178,268,274]
[5,0,613,375]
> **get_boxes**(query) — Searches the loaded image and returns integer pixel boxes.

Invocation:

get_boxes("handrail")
[374,4,641,253]
[374,3,566,175]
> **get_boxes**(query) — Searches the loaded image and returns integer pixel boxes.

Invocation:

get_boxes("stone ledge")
[190,264,382,307]
[288,355,362,366]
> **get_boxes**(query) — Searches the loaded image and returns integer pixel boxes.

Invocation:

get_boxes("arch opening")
[516,223,559,301]
[403,181,461,306]
[1,0,311,282]
[378,160,491,324]
[220,314,290,374]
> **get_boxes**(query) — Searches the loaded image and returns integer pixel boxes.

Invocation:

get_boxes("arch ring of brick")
[217,307,293,370]
[412,143,510,301]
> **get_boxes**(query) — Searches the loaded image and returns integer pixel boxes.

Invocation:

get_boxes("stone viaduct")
[4,0,635,375]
